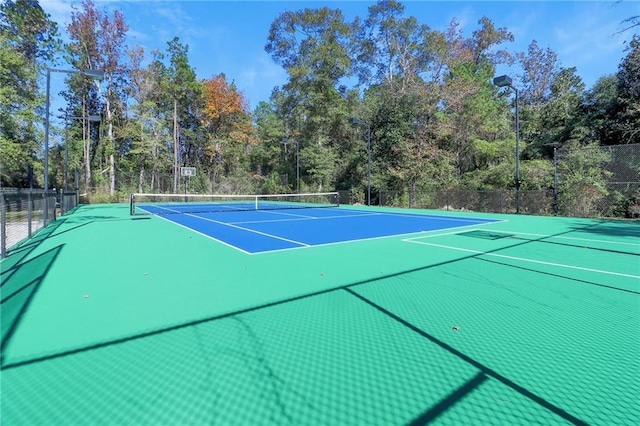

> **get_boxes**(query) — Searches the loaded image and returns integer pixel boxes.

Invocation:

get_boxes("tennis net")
[129,192,340,215]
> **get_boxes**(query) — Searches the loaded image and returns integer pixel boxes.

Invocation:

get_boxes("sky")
[40,0,640,112]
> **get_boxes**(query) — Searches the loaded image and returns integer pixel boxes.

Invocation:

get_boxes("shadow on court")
[1,206,637,425]
[1,245,64,363]
[1,282,584,425]
[2,232,623,424]
[569,219,640,238]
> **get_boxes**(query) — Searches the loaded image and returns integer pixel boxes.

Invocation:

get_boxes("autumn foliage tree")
[2,0,637,216]
[202,74,255,182]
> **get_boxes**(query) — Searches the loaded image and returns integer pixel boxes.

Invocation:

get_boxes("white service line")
[406,240,640,279]
[249,221,503,255]
[260,209,320,219]
[150,205,183,214]
[231,212,383,225]
[184,213,310,247]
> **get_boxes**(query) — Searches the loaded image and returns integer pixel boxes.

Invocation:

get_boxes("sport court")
[132,193,503,253]
[1,195,638,425]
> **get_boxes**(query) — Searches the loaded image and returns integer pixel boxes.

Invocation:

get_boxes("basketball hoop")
[180,167,196,177]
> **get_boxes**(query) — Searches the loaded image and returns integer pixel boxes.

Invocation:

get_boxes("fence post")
[28,191,32,238]
[1,193,6,258]
[553,146,559,216]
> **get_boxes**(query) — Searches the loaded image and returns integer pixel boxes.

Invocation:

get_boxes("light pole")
[282,138,300,193]
[493,74,521,214]
[63,115,100,191]
[44,68,104,225]
[349,117,371,206]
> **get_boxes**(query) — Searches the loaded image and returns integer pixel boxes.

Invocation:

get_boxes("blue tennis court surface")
[144,206,503,253]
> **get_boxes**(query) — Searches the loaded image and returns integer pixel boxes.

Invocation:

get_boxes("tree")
[368,85,452,206]
[265,7,353,191]
[583,75,619,146]
[539,67,588,147]
[162,37,203,192]
[616,36,640,144]
[250,101,286,183]
[124,45,167,192]
[202,74,255,182]
[518,41,559,107]
[352,0,438,93]
[66,0,129,195]
[0,0,59,187]
[516,40,560,158]
[436,17,513,180]
[557,143,613,216]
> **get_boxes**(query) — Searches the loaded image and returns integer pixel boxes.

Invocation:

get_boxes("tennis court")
[130,193,503,254]
[1,195,638,425]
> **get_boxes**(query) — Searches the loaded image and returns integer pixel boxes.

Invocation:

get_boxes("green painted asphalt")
[1,204,638,425]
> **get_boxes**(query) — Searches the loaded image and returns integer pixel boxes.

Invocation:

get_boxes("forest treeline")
[1,0,639,206]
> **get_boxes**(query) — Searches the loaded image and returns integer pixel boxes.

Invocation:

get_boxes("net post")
[130,193,135,215]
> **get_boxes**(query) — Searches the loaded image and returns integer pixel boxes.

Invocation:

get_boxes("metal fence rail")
[1,189,77,258]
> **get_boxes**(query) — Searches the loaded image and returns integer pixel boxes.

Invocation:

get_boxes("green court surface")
[1,204,638,425]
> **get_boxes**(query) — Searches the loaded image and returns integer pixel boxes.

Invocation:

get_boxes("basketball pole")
[180,167,195,195]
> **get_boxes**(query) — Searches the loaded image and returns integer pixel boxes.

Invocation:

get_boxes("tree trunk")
[173,98,179,193]
[83,100,91,191]
[409,179,417,208]
[105,91,116,196]
[138,167,144,193]
[152,144,158,193]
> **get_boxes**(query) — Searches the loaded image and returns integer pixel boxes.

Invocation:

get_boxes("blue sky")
[41,0,639,111]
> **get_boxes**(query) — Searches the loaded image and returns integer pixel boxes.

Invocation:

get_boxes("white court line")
[233,211,494,226]
[262,210,320,219]
[142,204,309,249]
[144,205,508,255]
[148,205,183,214]
[405,240,640,279]
[403,228,640,250]
[148,211,252,254]
[402,225,515,242]
[232,212,383,225]
[467,229,640,247]
[249,221,503,255]
[183,213,310,247]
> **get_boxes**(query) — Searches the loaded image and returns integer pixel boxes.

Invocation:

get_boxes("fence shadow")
[1,245,64,362]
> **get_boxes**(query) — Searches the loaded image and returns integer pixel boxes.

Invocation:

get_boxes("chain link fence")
[78,169,267,202]
[376,144,639,218]
[377,189,554,215]
[1,189,78,258]
[556,143,640,218]
[5,145,635,256]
